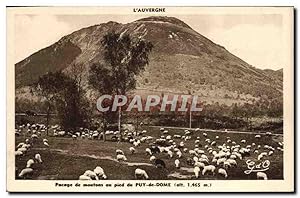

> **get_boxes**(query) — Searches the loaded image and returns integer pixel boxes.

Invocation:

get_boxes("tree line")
[16,32,283,133]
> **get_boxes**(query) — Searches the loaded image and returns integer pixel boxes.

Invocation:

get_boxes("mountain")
[15,16,283,105]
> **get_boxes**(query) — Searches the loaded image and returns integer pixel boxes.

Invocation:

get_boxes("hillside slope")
[15,16,283,105]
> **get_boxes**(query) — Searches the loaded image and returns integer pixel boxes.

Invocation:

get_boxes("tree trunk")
[46,104,50,136]
[118,106,122,141]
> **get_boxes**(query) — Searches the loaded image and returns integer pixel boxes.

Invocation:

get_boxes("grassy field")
[15,126,283,180]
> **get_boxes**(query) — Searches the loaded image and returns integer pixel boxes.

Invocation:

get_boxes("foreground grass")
[15,126,283,180]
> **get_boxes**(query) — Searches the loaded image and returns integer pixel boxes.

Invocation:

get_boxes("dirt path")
[148,126,283,136]
[33,147,154,167]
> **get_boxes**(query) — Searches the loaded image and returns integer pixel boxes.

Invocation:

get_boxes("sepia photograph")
[6,6,294,192]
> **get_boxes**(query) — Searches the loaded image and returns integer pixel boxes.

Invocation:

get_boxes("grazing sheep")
[16,143,24,149]
[94,166,107,179]
[203,133,207,137]
[258,152,268,160]
[193,156,199,163]
[145,148,152,155]
[255,135,261,139]
[26,159,35,168]
[84,170,99,180]
[15,150,24,156]
[189,150,197,156]
[149,155,156,162]
[176,151,182,158]
[268,151,274,156]
[194,162,205,169]
[257,172,268,180]
[202,165,216,176]
[43,142,49,147]
[227,159,237,166]
[135,168,149,179]
[35,153,42,163]
[266,132,272,136]
[167,150,173,158]
[116,149,124,155]
[129,147,136,154]
[163,130,169,134]
[17,147,27,153]
[133,141,140,147]
[194,166,201,178]
[117,154,127,162]
[79,175,92,180]
[217,158,226,166]
[72,135,77,140]
[218,168,228,178]
[175,159,180,169]
[18,168,33,179]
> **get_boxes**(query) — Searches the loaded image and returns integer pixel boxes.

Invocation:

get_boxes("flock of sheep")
[15,123,49,179]
[15,123,283,180]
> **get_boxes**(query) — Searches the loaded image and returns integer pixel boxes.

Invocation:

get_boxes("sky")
[14,14,285,70]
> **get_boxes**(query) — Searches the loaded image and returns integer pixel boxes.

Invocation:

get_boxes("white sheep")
[218,168,228,178]
[145,148,152,155]
[175,159,180,168]
[257,172,268,180]
[129,147,136,154]
[117,154,127,162]
[116,149,124,155]
[167,150,173,158]
[255,135,261,139]
[94,166,107,179]
[15,150,23,156]
[202,165,216,176]
[35,153,42,163]
[79,175,92,180]
[194,162,205,169]
[266,132,272,136]
[258,152,268,160]
[18,168,33,178]
[176,151,182,158]
[193,156,199,163]
[203,133,207,137]
[84,170,99,180]
[194,166,200,178]
[135,168,149,179]
[43,141,49,147]
[149,155,156,162]
[133,141,140,147]
[227,159,237,166]
[217,158,226,165]
[26,159,35,168]
[16,142,24,149]
[17,147,27,153]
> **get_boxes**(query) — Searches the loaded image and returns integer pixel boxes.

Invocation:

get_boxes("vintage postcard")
[7,6,294,192]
